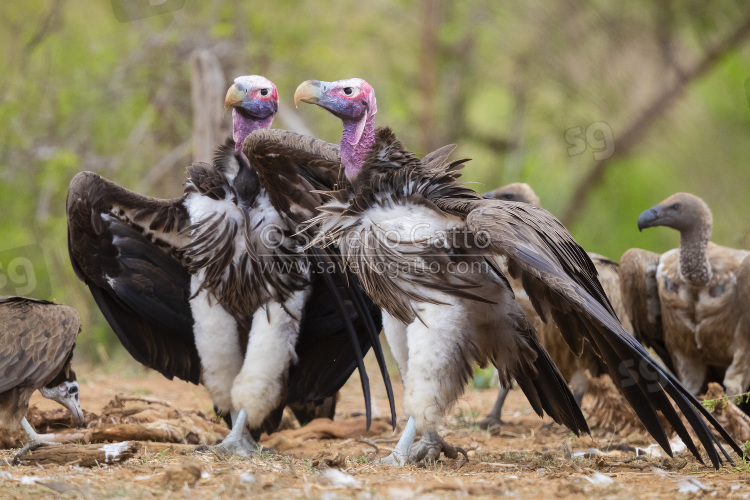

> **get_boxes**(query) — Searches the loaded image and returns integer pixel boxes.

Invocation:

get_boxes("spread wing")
[618,248,674,371]
[0,298,80,393]
[66,172,200,383]
[466,199,740,467]
[242,129,341,223]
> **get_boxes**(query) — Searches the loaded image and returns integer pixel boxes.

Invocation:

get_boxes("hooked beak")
[637,205,663,232]
[225,83,246,111]
[42,381,84,428]
[294,80,324,108]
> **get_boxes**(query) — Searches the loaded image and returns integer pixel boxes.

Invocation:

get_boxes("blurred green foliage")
[0,1,749,364]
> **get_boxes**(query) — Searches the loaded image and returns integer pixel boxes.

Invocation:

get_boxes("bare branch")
[561,12,750,226]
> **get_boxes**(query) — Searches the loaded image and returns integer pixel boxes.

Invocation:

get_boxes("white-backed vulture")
[479,183,633,428]
[281,77,740,467]
[0,296,84,462]
[67,75,394,456]
[621,192,750,397]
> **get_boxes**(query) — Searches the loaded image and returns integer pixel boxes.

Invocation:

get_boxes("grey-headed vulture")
[621,192,750,397]
[67,75,394,456]
[479,183,634,429]
[0,296,84,462]
[284,77,741,467]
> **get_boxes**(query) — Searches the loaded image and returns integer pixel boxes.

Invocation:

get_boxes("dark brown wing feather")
[466,200,740,467]
[619,248,674,372]
[243,129,341,223]
[66,171,200,383]
[0,297,80,394]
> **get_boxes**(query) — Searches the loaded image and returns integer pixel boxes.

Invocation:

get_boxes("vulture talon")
[378,450,409,467]
[408,432,469,464]
[476,415,502,431]
[13,433,61,465]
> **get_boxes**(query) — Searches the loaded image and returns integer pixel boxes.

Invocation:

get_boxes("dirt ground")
[2,356,750,499]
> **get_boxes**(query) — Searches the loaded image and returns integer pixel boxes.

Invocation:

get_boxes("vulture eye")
[343,87,354,96]
[260,88,269,96]
[670,203,681,211]
[503,194,514,200]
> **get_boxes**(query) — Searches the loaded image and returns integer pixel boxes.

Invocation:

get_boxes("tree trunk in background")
[190,50,227,164]
[417,0,444,155]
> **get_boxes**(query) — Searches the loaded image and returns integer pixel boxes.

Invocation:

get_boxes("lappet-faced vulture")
[0,296,83,462]
[66,75,393,456]
[288,77,741,467]
[621,192,750,397]
[478,183,634,429]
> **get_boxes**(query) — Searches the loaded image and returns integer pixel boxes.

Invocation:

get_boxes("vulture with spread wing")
[621,192,750,397]
[479,183,633,429]
[0,296,84,462]
[67,75,393,455]
[286,77,741,467]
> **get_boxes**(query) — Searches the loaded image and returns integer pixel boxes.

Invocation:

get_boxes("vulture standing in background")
[621,192,750,397]
[479,183,633,429]
[288,77,740,467]
[0,296,84,462]
[67,75,393,456]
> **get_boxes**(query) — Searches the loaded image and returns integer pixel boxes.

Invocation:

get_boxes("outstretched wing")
[466,199,740,467]
[618,248,674,371]
[0,298,80,393]
[242,129,341,223]
[66,172,200,383]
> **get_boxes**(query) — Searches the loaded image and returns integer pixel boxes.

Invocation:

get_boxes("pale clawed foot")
[13,438,61,465]
[378,449,409,467]
[408,432,469,464]
[476,413,502,431]
[205,435,266,458]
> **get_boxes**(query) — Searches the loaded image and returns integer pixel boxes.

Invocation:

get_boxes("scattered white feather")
[584,472,614,486]
[677,478,707,494]
[318,469,361,488]
[239,472,255,485]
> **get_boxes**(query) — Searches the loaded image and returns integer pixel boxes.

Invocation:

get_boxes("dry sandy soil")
[2,355,750,499]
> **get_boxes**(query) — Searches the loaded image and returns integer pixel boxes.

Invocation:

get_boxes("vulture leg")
[672,351,708,395]
[569,368,589,407]
[722,325,750,397]
[477,387,509,430]
[13,417,61,464]
[231,290,308,433]
[379,416,417,466]
[190,286,245,416]
[408,431,469,464]
[205,409,263,457]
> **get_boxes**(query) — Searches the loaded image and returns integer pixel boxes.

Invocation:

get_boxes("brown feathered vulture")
[276,77,741,467]
[67,75,394,456]
[621,192,750,397]
[0,296,84,462]
[478,182,634,429]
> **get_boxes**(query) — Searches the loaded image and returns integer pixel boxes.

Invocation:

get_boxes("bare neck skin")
[233,110,275,154]
[340,118,376,180]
